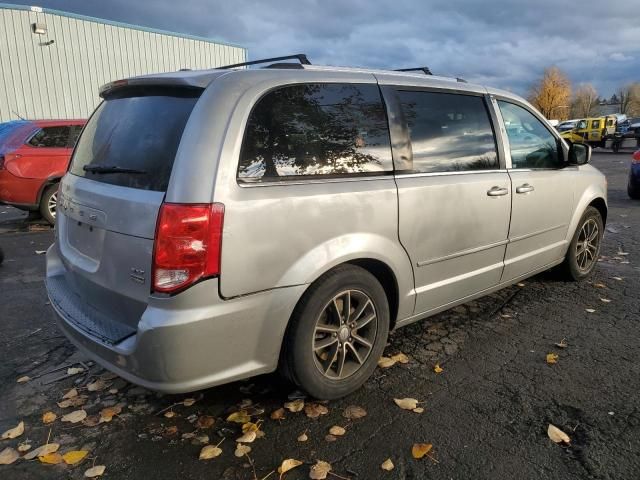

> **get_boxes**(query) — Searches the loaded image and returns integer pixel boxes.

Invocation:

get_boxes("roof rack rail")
[218,54,311,70]
[395,67,433,75]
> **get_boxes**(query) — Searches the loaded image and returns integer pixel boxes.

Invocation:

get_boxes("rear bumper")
[0,169,41,207]
[46,243,306,393]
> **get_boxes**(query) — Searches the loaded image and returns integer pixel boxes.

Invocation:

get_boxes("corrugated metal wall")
[0,5,246,122]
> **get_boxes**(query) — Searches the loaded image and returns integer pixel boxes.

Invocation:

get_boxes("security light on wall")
[32,22,47,35]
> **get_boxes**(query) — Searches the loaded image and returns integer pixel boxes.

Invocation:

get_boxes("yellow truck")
[560,115,617,148]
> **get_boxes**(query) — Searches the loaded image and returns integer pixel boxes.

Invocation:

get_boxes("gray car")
[46,56,607,399]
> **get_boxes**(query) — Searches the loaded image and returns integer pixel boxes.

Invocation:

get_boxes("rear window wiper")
[83,165,147,174]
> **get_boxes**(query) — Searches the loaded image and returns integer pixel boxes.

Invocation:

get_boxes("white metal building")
[0,3,247,122]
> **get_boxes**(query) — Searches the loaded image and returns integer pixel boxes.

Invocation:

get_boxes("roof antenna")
[12,110,26,121]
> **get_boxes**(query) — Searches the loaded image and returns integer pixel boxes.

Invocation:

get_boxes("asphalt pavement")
[0,150,638,479]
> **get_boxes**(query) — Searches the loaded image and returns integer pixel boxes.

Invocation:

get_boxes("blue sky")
[12,0,640,97]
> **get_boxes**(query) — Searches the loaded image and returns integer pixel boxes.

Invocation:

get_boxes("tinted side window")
[28,126,70,148]
[67,126,83,148]
[396,91,498,173]
[238,83,392,182]
[497,101,562,169]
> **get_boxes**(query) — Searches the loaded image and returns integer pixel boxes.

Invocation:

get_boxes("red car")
[0,119,85,224]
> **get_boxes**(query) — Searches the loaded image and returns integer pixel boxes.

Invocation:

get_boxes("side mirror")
[568,142,591,165]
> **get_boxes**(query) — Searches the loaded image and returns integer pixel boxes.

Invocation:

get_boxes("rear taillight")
[152,203,224,294]
[633,150,640,164]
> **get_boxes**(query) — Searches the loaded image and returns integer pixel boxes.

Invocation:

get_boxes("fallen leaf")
[84,465,106,477]
[381,458,394,471]
[16,376,30,383]
[412,443,433,459]
[434,364,444,374]
[391,352,410,364]
[378,356,396,368]
[242,422,261,433]
[501,314,512,319]
[309,460,332,479]
[196,415,215,429]
[58,395,87,408]
[234,444,251,457]
[329,425,346,436]
[0,447,19,465]
[83,415,101,427]
[182,398,197,407]
[1,421,24,439]
[547,424,571,444]
[546,353,559,364]
[164,426,178,437]
[226,411,250,424]
[600,298,611,303]
[42,412,57,424]
[67,367,84,376]
[24,443,59,460]
[517,282,526,287]
[199,445,222,460]
[343,405,367,419]
[62,410,87,424]
[284,399,305,413]
[63,388,78,399]
[394,398,419,410]
[593,282,607,288]
[99,406,122,423]
[305,403,329,418]
[325,434,337,442]
[39,452,63,464]
[236,431,256,443]
[164,411,176,418]
[555,339,568,349]
[271,408,285,420]
[612,276,623,281]
[87,379,107,392]
[62,450,89,465]
[585,308,596,313]
[413,407,425,414]
[193,435,209,445]
[17,443,31,452]
[297,432,308,442]
[278,458,303,475]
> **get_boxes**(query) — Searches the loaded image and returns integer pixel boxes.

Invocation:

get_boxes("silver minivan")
[46,56,607,399]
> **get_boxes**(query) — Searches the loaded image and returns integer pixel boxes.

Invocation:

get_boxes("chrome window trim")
[394,169,507,179]
[237,174,395,188]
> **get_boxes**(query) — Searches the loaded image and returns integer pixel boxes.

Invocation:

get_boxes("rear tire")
[629,185,640,200]
[560,206,603,281]
[39,184,59,225]
[280,265,389,400]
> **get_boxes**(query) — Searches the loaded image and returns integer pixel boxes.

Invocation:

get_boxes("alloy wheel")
[312,289,378,380]
[575,218,599,272]
[48,191,57,219]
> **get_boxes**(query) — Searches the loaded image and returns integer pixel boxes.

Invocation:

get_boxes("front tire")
[281,265,389,400]
[561,206,603,280]
[39,184,59,225]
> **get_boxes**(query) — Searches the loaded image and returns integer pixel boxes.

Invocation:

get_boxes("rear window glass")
[70,89,200,191]
[238,83,393,182]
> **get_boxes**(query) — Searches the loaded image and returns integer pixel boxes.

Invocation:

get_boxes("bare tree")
[571,84,599,118]
[617,83,640,116]
[528,66,572,120]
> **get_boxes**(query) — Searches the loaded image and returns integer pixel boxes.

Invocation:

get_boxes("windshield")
[69,88,201,192]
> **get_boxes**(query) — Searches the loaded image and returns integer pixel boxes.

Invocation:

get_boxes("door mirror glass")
[568,142,591,165]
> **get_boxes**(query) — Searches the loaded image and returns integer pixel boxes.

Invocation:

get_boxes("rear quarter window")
[238,83,393,182]
[70,88,200,192]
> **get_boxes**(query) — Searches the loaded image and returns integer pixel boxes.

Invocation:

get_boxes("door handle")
[516,183,535,194]
[487,186,509,197]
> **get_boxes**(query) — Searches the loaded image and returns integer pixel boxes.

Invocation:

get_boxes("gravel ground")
[0,150,638,479]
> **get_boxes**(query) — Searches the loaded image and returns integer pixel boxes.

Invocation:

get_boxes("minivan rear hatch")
[54,86,201,344]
